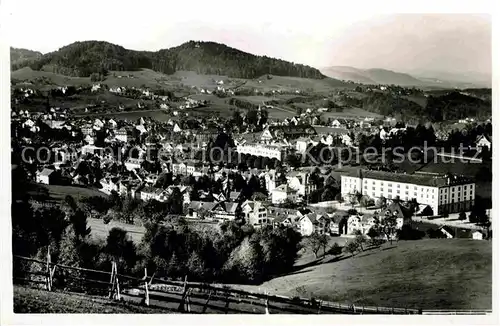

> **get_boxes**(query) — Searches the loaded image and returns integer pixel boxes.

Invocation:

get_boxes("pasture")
[237,239,492,310]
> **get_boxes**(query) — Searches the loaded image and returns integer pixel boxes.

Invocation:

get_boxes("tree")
[458,211,467,221]
[379,214,398,245]
[328,242,342,257]
[343,240,359,257]
[353,230,366,252]
[376,196,387,208]
[306,233,328,258]
[367,227,380,239]
[105,227,137,273]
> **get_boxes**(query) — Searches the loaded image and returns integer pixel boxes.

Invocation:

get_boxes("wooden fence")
[13,252,422,315]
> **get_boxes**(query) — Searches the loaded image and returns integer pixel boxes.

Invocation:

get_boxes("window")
[452,188,455,193]
[470,191,473,195]
[397,184,400,188]
[372,187,375,190]
[397,190,400,194]
[405,191,409,195]
[406,185,409,189]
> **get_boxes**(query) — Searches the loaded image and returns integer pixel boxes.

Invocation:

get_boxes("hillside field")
[235,239,492,310]
[13,286,170,313]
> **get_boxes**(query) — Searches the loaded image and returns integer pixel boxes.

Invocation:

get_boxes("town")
[12,81,492,239]
[8,12,493,316]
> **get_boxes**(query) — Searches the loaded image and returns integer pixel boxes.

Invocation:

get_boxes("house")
[124,158,143,171]
[241,200,269,227]
[271,184,297,204]
[140,186,168,202]
[330,119,345,128]
[212,201,239,221]
[115,127,134,143]
[108,119,118,129]
[229,191,243,202]
[295,137,311,154]
[472,230,485,240]
[286,171,316,199]
[439,226,455,239]
[186,201,218,219]
[36,168,56,185]
[100,177,120,195]
[328,214,347,235]
[380,202,412,229]
[347,214,378,235]
[298,213,330,236]
[475,135,492,150]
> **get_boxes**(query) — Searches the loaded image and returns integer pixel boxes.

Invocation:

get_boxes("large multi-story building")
[236,144,287,161]
[341,170,475,216]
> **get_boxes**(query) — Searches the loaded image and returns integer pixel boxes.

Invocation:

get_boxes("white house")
[295,137,311,154]
[475,135,492,150]
[271,184,297,204]
[36,168,55,185]
[124,158,143,171]
[472,230,485,240]
[286,171,316,198]
[241,200,269,227]
[298,213,330,236]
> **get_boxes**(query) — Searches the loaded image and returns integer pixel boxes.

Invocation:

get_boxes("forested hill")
[12,40,326,79]
[10,48,42,67]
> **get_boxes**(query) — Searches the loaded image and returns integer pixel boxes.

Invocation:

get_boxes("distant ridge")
[11,41,328,80]
[320,66,490,88]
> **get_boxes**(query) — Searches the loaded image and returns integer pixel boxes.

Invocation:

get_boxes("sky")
[2,0,493,76]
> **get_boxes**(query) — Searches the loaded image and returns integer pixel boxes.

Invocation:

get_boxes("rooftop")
[342,169,474,188]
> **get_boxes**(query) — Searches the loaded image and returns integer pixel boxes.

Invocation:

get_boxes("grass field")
[88,218,145,244]
[13,286,170,313]
[237,239,492,310]
[28,184,108,202]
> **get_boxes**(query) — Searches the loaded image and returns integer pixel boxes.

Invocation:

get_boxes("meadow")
[236,239,492,310]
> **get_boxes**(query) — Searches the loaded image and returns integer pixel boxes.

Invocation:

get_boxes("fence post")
[224,291,230,314]
[186,288,192,313]
[265,291,270,315]
[202,290,213,313]
[143,268,150,306]
[108,261,116,299]
[116,277,121,301]
[178,275,188,312]
[46,246,52,291]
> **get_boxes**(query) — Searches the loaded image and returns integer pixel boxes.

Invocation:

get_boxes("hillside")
[14,40,327,80]
[14,286,170,313]
[321,66,490,88]
[10,47,42,68]
[364,68,425,86]
[237,239,492,310]
[321,66,425,86]
[321,66,376,84]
